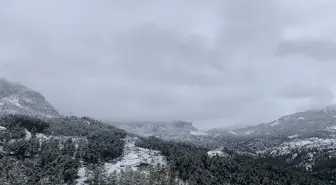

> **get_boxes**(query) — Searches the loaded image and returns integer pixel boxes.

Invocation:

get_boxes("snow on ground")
[76,167,86,185]
[229,130,238,135]
[288,134,299,139]
[263,137,336,156]
[0,126,6,131]
[35,134,86,151]
[105,136,166,173]
[292,153,298,160]
[25,129,32,140]
[45,115,57,118]
[190,130,208,136]
[84,121,91,125]
[270,120,280,126]
[255,137,336,169]
[242,130,255,135]
[23,97,33,103]
[328,125,336,131]
[0,126,5,151]
[297,117,305,120]
[2,97,22,108]
[36,133,52,140]
[76,136,167,185]
[207,148,228,158]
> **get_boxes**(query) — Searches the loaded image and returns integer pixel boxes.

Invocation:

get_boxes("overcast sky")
[1,0,336,129]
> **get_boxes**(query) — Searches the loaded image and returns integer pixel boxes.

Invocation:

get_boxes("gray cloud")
[1,0,336,129]
[277,83,334,110]
[276,39,336,61]
[278,83,333,99]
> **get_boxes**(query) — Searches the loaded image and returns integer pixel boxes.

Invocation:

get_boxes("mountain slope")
[0,79,334,184]
[204,106,336,174]
[0,113,333,184]
[0,79,59,117]
[210,106,336,139]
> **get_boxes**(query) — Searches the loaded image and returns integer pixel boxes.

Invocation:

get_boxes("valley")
[0,79,335,185]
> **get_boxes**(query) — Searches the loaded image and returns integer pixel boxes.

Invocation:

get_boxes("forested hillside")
[136,136,334,185]
[0,114,126,184]
[0,114,335,185]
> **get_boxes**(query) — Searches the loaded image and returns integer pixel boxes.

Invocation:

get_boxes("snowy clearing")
[76,136,166,185]
[105,137,166,173]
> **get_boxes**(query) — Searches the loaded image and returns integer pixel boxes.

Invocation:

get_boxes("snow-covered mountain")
[211,106,336,139]
[0,78,59,117]
[204,106,336,170]
[111,120,209,140]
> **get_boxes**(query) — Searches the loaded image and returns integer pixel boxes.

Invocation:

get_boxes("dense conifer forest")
[0,114,335,184]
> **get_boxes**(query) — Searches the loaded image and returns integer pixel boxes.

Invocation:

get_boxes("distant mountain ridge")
[110,120,209,140]
[0,78,60,117]
[111,105,336,142]
[205,105,336,141]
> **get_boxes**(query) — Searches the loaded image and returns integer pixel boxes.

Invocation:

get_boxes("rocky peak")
[0,78,60,117]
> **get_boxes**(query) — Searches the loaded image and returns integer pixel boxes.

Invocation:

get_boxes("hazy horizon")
[2,0,336,129]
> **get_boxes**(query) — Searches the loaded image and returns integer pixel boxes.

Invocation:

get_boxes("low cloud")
[1,0,336,129]
[276,39,336,61]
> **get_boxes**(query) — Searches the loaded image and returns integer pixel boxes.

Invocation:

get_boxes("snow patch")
[25,129,32,140]
[229,130,238,135]
[297,117,305,120]
[105,137,166,173]
[308,152,314,161]
[23,98,33,103]
[190,130,208,136]
[328,125,336,130]
[292,153,298,159]
[288,134,299,139]
[76,136,167,183]
[264,137,336,156]
[2,97,22,108]
[207,148,228,158]
[36,133,52,140]
[0,126,6,131]
[305,164,312,170]
[242,129,255,135]
[76,167,86,185]
[270,120,280,126]
[45,115,56,119]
